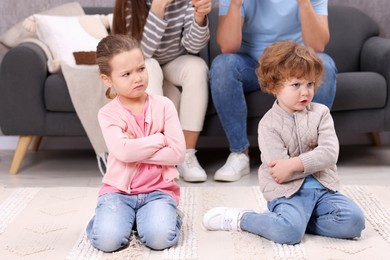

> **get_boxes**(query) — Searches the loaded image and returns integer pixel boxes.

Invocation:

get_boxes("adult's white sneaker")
[203,207,252,231]
[214,152,250,182]
[177,150,207,182]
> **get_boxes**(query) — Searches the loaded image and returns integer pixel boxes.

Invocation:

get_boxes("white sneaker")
[177,150,207,182]
[214,152,250,182]
[203,207,251,231]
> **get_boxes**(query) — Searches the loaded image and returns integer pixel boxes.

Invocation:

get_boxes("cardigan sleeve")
[298,108,339,174]
[141,11,167,58]
[140,97,186,165]
[98,104,167,163]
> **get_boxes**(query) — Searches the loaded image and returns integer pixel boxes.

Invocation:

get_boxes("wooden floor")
[1,145,390,188]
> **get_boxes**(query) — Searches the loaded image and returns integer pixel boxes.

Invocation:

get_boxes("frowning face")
[273,77,315,114]
[101,48,148,102]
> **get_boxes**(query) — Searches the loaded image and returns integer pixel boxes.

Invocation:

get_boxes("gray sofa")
[1,5,390,174]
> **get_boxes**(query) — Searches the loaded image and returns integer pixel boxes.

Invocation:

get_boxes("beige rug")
[0,185,389,260]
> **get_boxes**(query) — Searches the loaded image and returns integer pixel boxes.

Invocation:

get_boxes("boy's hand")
[268,157,303,184]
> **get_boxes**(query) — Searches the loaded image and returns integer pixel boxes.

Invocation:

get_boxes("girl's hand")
[124,132,135,139]
[193,0,212,26]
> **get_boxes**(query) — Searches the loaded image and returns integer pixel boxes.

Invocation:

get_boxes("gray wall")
[0,0,114,36]
[0,0,115,61]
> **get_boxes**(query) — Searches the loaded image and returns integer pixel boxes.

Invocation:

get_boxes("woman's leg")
[162,55,209,133]
[86,193,136,252]
[162,55,209,182]
[145,58,164,96]
[306,191,365,239]
[163,79,181,112]
[136,191,182,250]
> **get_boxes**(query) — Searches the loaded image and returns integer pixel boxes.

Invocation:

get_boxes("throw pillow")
[33,14,108,72]
[0,2,85,48]
[73,51,97,65]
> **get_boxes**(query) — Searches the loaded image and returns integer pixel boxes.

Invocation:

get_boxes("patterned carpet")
[0,185,389,259]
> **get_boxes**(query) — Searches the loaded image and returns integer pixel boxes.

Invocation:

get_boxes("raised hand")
[193,0,212,26]
[150,0,175,19]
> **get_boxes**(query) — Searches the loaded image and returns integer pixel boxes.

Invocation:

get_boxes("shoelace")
[222,217,234,230]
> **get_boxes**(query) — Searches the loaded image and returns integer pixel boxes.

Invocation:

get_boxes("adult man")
[210,0,337,182]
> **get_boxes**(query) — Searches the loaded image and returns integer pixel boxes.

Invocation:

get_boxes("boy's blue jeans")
[240,188,365,244]
[86,191,181,252]
[210,52,337,152]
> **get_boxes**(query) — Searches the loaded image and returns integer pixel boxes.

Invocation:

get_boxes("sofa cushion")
[332,72,387,112]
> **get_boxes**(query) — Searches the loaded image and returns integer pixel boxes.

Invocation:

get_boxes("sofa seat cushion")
[332,72,387,112]
[44,74,74,112]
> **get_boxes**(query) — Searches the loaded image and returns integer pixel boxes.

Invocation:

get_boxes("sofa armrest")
[361,37,390,80]
[0,42,48,135]
[361,36,390,129]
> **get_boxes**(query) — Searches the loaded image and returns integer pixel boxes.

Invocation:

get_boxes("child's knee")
[88,226,130,252]
[346,211,366,238]
[270,223,305,245]
[140,227,179,250]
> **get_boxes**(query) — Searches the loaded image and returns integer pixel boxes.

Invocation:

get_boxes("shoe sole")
[182,175,207,182]
[213,165,250,182]
[177,167,207,183]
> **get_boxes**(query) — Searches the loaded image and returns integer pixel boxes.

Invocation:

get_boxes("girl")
[86,34,186,252]
[203,41,365,245]
[112,0,212,182]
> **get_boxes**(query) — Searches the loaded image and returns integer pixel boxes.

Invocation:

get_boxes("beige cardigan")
[257,101,340,201]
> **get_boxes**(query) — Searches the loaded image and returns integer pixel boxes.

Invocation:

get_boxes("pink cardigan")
[98,95,186,194]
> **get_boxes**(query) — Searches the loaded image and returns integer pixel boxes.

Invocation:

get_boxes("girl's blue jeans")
[86,191,181,252]
[209,52,337,152]
[241,188,365,244]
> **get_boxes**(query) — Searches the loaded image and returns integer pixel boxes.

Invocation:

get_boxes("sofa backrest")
[84,6,113,15]
[84,5,380,75]
[325,5,379,73]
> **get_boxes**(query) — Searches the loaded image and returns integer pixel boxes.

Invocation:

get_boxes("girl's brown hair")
[96,34,143,98]
[257,41,324,95]
[112,0,149,41]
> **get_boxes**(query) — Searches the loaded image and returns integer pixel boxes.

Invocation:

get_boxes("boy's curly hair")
[257,41,324,95]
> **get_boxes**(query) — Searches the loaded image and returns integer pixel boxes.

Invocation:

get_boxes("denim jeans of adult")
[209,52,337,152]
[86,191,182,252]
[240,188,365,245]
